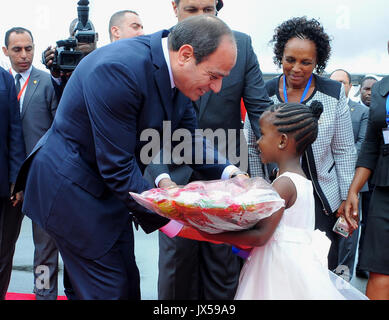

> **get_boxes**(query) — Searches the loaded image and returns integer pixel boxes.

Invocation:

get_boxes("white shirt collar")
[10,65,32,81]
[162,37,175,89]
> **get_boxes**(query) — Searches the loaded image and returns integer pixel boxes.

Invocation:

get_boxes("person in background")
[43,18,99,99]
[343,40,389,300]
[354,75,380,279]
[2,27,58,300]
[359,76,378,108]
[244,17,357,273]
[145,0,271,300]
[330,69,369,281]
[0,66,25,300]
[109,10,144,42]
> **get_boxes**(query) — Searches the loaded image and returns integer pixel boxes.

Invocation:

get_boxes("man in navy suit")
[15,15,242,300]
[0,66,25,299]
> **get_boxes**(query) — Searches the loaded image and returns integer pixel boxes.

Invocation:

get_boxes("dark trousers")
[313,193,340,271]
[337,211,360,281]
[52,220,140,300]
[0,198,23,300]
[158,232,242,300]
[32,222,59,300]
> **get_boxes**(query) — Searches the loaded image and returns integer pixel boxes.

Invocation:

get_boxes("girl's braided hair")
[268,101,323,154]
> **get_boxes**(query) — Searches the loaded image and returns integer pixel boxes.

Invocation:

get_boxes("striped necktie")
[15,73,22,94]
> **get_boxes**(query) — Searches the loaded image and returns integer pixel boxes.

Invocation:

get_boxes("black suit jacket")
[146,30,271,185]
[356,75,389,186]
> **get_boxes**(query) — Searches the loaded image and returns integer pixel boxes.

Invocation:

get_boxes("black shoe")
[356,269,369,279]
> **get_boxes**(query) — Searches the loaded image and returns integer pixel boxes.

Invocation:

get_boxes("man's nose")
[20,49,27,58]
[210,79,223,93]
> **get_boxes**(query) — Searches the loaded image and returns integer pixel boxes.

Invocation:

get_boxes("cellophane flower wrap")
[130,177,285,234]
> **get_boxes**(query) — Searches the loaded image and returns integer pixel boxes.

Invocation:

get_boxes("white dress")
[234,172,367,300]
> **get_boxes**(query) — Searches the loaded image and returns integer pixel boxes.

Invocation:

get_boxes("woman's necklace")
[283,74,313,103]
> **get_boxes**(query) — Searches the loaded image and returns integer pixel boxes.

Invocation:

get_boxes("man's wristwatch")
[230,170,249,179]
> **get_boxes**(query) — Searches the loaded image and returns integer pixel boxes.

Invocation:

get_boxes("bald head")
[109,10,144,42]
[330,69,352,97]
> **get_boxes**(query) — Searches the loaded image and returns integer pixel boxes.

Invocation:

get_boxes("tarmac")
[8,217,368,300]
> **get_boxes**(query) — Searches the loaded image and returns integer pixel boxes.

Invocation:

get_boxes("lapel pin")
[33,80,38,84]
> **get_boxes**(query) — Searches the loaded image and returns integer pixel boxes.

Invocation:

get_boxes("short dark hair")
[174,0,223,11]
[330,69,352,84]
[266,101,323,154]
[271,17,332,74]
[109,10,139,40]
[359,76,378,88]
[168,14,235,64]
[4,27,34,48]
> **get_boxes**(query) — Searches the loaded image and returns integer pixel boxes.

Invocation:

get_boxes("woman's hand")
[341,195,359,233]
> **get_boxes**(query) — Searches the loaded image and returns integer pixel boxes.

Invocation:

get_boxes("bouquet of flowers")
[130,177,285,234]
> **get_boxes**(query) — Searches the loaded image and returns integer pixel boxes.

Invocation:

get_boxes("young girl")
[200,101,367,300]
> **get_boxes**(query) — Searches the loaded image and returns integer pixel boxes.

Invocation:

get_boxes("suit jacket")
[20,66,58,155]
[15,30,229,260]
[348,100,369,155]
[0,67,25,197]
[357,75,389,187]
[348,99,369,193]
[146,30,271,185]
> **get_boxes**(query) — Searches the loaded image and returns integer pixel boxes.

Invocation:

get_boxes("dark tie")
[15,73,22,94]
[172,87,177,100]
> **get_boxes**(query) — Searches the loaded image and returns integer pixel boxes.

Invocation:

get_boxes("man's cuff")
[155,173,171,188]
[159,220,184,238]
[221,165,239,180]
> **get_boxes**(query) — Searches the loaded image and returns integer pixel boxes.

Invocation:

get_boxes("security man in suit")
[330,69,369,281]
[0,66,25,300]
[14,15,244,300]
[145,0,271,300]
[2,27,59,299]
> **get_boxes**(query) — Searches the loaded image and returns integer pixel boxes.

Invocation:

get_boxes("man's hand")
[11,191,23,207]
[43,46,60,78]
[158,178,178,189]
[230,170,250,179]
[10,184,23,207]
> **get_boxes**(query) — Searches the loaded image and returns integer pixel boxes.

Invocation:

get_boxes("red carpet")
[5,292,67,300]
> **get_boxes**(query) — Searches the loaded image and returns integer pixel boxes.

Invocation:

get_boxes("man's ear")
[278,133,288,150]
[2,46,9,57]
[177,44,194,66]
[172,0,178,17]
[110,27,118,41]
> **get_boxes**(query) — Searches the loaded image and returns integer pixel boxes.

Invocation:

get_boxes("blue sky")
[1,0,388,75]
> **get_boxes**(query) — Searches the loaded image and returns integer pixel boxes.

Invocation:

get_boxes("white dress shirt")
[10,66,32,113]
